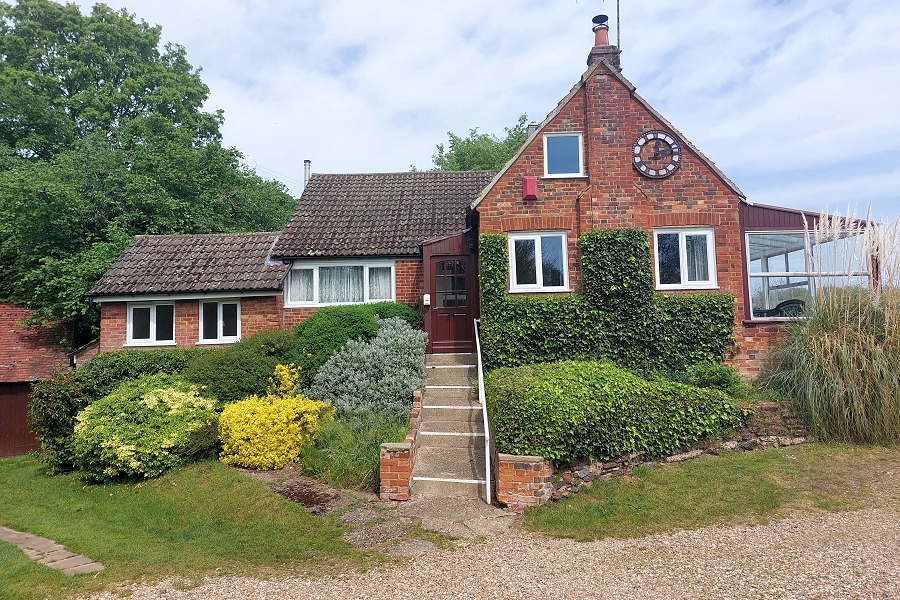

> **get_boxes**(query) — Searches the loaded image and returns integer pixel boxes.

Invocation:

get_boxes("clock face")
[632,130,682,179]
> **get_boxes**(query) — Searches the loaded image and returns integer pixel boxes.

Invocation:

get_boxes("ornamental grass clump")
[765,208,900,443]
[218,364,334,470]
[72,373,218,482]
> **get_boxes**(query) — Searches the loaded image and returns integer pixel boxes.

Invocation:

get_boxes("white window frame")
[508,231,570,293]
[284,261,396,307]
[653,228,718,290]
[197,299,241,344]
[745,230,871,319]
[543,132,585,178]
[125,303,176,347]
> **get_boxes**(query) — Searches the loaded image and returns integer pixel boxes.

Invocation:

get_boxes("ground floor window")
[199,300,240,343]
[653,228,717,289]
[747,231,870,318]
[127,304,175,345]
[286,262,395,306]
[508,231,568,292]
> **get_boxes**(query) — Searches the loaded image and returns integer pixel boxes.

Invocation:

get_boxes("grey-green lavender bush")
[306,317,426,421]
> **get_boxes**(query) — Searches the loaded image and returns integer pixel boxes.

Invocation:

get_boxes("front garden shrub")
[306,317,426,421]
[293,302,420,386]
[485,360,748,464]
[28,369,91,473]
[29,348,210,473]
[182,328,304,405]
[72,374,218,482]
[218,365,334,470]
[301,415,408,491]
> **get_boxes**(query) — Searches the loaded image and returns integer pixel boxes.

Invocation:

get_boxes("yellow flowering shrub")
[218,364,334,469]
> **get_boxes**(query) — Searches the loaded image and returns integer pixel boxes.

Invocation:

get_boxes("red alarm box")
[522,176,538,200]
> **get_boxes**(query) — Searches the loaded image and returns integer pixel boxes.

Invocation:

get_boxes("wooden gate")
[0,383,40,457]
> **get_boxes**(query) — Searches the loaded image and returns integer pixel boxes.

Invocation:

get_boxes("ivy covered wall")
[478,229,735,374]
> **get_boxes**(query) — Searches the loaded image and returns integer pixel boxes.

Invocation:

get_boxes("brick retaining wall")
[379,390,421,501]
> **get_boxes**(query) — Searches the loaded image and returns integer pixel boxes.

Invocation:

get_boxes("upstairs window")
[286,262,395,306]
[127,304,175,346]
[199,300,240,343]
[544,133,584,177]
[654,228,717,289]
[509,231,569,292]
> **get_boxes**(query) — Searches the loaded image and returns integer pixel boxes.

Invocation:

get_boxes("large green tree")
[431,114,529,171]
[0,0,296,344]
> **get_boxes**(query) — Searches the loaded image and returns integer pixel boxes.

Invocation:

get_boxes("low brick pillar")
[496,453,554,512]
[379,442,412,501]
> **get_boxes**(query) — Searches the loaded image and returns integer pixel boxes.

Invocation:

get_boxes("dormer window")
[544,133,584,177]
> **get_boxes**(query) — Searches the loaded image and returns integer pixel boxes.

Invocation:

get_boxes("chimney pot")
[587,14,620,70]
[303,159,311,190]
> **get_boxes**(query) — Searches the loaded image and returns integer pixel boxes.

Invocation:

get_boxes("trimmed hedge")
[293,301,420,386]
[485,361,748,464]
[182,328,304,406]
[478,230,735,374]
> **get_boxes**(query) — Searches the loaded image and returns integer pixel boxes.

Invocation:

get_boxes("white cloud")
[71,0,900,220]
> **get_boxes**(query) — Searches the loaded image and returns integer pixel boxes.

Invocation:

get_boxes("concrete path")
[0,526,104,575]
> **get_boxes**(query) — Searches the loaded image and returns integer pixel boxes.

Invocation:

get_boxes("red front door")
[429,256,475,353]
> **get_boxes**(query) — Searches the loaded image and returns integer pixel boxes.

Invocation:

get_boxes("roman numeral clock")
[632,130,682,178]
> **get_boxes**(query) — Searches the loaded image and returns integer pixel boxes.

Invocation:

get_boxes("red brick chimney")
[587,14,621,70]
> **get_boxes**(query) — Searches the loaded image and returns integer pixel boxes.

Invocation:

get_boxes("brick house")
[0,303,69,457]
[88,17,869,375]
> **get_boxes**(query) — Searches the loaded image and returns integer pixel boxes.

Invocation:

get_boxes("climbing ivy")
[478,229,735,374]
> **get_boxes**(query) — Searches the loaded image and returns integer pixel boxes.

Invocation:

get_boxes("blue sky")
[72,0,900,221]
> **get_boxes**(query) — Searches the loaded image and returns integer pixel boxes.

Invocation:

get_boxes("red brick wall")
[395,259,423,305]
[0,303,69,383]
[474,61,775,375]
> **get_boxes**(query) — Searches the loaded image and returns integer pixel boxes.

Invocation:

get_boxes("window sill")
[743,318,797,325]
[655,285,720,291]
[196,339,240,345]
[123,341,177,348]
[508,288,572,294]
[541,174,588,179]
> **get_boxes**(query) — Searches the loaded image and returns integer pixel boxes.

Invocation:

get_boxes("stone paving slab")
[0,525,104,576]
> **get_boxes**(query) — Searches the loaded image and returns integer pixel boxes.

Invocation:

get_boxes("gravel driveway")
[84,505,900,600]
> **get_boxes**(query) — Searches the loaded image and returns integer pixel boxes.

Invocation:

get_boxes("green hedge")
[478,230,735,374]
[485,361,747,464]
[182,328,304,406]
[28,347,210,473]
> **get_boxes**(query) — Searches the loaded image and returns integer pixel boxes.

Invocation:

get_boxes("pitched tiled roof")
[272,170,498,258]
[89,232,287,296]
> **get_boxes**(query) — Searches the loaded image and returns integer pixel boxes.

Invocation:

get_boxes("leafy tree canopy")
[431,114,529,171]
[0,1,297,344]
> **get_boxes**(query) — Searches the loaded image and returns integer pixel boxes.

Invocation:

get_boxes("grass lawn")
[0,455,377,600]
[525,443,900,541]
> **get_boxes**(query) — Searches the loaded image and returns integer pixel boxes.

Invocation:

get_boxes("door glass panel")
[446,261,455,275]
[435,261,445,275]
[456,260,465,275]
[457,293,466,307]
[436,292,445,307]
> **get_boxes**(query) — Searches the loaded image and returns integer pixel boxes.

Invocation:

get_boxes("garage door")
[0,382,40,457]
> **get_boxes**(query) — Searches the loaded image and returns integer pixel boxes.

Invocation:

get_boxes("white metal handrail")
[473,318,492,504]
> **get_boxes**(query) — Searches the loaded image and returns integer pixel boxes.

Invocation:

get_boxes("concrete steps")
[411,353,487,501]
